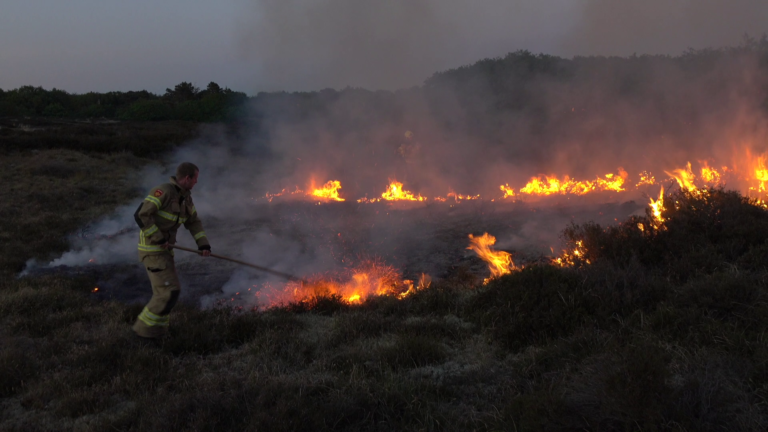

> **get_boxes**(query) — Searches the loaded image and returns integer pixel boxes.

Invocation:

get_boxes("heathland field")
[2,120,768,431]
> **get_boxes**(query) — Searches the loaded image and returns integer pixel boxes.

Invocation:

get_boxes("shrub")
[119,99,173,121]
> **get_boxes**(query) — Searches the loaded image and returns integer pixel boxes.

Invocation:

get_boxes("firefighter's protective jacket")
[134,176,210,256]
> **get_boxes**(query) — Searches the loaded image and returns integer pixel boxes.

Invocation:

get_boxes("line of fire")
[209,151,768,308]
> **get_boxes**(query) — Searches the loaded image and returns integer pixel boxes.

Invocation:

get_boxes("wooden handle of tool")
[169,244,306,283]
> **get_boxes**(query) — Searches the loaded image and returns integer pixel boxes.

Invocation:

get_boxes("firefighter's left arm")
[184,197,211,250]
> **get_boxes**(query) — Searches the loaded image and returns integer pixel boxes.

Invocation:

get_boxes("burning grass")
[3,144,768,430]
[259,152,768,209]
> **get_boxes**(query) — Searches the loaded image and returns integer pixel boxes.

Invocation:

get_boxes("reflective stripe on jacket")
[134,176,210,256]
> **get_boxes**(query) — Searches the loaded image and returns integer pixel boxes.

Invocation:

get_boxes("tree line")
[2,35,767,125]
[0,82,248,122]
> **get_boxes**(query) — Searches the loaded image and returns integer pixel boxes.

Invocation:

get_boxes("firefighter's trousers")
[132,253,181,338]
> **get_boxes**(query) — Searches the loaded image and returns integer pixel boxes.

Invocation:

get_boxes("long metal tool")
[170,244,307,283]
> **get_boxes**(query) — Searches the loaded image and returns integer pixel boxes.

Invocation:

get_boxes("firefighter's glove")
[199,245,211,257]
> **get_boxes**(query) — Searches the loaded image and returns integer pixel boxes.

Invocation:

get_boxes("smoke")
[20,164,167,275]
[33,2,768,309]
[36,47,768,309]
[235,0,575,91]
[564,0,768,57]
[236,0,767,92]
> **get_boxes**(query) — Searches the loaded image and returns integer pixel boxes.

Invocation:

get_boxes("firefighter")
[132,162,211,339]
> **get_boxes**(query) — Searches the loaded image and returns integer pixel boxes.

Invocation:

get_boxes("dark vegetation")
[0,118,199,155]
[3,168,768,430]
[3,43,768,430]
[0,82,248,122]
[3,35,767,130]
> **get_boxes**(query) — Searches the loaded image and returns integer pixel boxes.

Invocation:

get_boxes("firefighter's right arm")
[134,188,170,243]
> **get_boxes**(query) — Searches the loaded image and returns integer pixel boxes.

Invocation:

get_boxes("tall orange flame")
[666,162,697,192]
[649,186,665,224]
[467,233,515,283]
[754,155,768,192]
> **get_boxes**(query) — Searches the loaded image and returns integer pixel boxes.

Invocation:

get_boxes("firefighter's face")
[180,171,199,190]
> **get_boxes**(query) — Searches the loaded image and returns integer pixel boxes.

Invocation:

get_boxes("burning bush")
[561,188,768,281]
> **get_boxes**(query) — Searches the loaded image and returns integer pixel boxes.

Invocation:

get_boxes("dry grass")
[0,148,146,273]
[1,138,768,430]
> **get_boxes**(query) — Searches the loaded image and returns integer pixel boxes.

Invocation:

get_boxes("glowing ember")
[447,191,480,201]
[91,287,99,293]
[636,171,656,187]
[310,180,345,201]
[265,186,304,202]
[555,240,590,267]
[467,233,516,283]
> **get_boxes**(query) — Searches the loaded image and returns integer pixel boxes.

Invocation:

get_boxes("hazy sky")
[2,0,766,94]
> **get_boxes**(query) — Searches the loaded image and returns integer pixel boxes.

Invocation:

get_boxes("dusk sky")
[2,0,767,94]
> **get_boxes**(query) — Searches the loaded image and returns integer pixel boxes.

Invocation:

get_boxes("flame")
[595,167,628,192]
[699,161,721,184]
[519,175,568,195]
[666,162,697,192]
[754,155,768,192]
[649,186,665,224]
[310,180,345,201]
[382,181,425,201]
[91,287,99,293]
[447,191,481,201]
[357,181,426,203]
[499,184,516,198]
[467,233,516,283]
[259,154,768,208]
[555,240,590,267]
[255,259,429,307]
[636,171,656,187]
[397,273,432,299]
[265,186,304,202]
[517,168,627,196]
